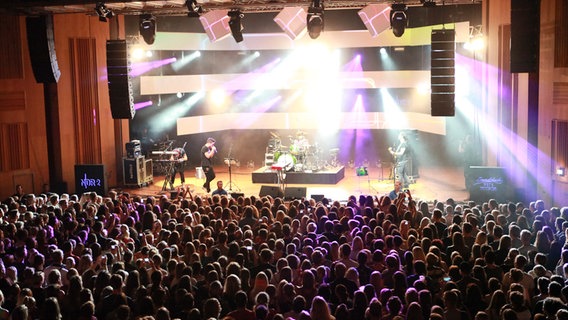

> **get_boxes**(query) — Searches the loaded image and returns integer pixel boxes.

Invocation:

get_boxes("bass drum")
[275,153,296,172]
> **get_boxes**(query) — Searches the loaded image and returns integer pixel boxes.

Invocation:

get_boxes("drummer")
[290,131,309,155]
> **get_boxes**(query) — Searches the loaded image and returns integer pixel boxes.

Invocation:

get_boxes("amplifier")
[126,140,141,158]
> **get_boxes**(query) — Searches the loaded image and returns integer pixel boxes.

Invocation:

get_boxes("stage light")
[390,3,407,38]
[464,25,485,51]
[307,0,324,39]
[139,14,157,45]
[422,0,437,8]
[228,10,244,43]
[95,2,114,22]
[274,7,307,40]
[557,167,566,177]
[186,0,203,17]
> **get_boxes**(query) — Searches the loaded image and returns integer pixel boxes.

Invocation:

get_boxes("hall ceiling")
[1,0,481,15]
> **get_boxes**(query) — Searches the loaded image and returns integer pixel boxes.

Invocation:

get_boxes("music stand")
[225,145,240,192]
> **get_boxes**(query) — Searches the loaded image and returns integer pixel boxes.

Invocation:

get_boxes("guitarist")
[169,145,188,189]
[388,132,411,188]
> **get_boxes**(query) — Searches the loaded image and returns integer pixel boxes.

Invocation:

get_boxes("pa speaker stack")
[106,40,135,119]
[510,0,540,73]
[431,29,455,117]
[26,15,61,83]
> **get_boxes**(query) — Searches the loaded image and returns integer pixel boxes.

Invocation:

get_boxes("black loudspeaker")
[259,185,284,198]
[311,194,325,202]
[106,40,135,119]
[285,187,307,200]
[171,191,179,199]
[26,15,61,83]
[510,0,540,73]
[431,29,455,117]
[231,192,245,199]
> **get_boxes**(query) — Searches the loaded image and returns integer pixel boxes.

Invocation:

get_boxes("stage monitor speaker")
[431,29,455,117]
[26,15,61,83]
[259,185,284,198]
[106,40,135,119]
[171,191,179,199]
[510,0,540,73]
[231,192,245,199]
[285,187,306,200]
[311,194,325,202]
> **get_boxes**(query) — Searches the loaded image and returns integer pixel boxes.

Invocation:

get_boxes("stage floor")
[252,166,345,184]
[121,164,469,204]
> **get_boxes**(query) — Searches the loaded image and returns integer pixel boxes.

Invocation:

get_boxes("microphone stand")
[161,141,176,192]
[225,144,240,192]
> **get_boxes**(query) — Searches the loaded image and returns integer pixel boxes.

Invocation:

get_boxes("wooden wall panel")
[0,91,26,111]
[69,37,102,165]
[0,15,24,79]
[553,82,568,105]
[555,0,568,68]
[0,123,30,171]
[552,120,568,182]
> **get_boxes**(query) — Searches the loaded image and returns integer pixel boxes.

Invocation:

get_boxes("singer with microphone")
[201,137,217,193]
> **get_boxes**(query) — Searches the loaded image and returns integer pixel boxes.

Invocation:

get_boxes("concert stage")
[252,166,345,185]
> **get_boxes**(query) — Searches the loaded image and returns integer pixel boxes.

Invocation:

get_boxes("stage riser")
[252,166,345,184]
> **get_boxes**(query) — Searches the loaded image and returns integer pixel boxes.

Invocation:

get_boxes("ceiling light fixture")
[139,13,157,45]
[186,0,203,17]
[228,9,244,43]
[390,3,407,38]
[307,0,324,39]
[95,2,114,22]
[422,0,437,7]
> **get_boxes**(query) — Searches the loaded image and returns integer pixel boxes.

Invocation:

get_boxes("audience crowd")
[1,185,568,320]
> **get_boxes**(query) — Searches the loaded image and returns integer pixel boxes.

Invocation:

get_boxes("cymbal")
[296,130,306,136]
[329,148,339,153]
[270,131,279,138]
[224,159,237,165]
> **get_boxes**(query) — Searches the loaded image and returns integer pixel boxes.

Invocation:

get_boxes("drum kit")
[267,131,336,172]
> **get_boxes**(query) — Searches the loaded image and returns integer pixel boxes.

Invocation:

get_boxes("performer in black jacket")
[201,137,217,193]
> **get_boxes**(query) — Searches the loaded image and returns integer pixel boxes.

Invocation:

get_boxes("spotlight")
[390,3,407,38]
[139,14,157,45]
[228,9,244,43]
[95,2,114,22]
[422,0,437,7]
[307,0,324,39]
[186,0,203,18]
[557,167,566,177]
